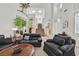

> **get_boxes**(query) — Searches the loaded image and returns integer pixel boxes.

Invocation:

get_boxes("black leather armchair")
[43,35,76,56]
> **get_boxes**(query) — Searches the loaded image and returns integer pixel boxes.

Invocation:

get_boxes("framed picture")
[63,20,68,29]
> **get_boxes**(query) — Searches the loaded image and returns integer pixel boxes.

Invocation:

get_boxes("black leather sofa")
[15,33,42,47]
[43,34,76,56]
[0,35,14,50]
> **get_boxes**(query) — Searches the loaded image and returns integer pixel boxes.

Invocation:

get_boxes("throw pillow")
[57,35,72,44]
[24,36,29,40]
[53,35,65,46]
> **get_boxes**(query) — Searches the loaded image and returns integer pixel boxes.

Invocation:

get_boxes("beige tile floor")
[34,37,48,56]
[75,46,79,56]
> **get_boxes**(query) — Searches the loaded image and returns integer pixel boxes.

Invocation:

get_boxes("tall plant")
[14,16,26,29]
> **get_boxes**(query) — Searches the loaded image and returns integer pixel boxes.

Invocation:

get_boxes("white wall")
[0,3,18,37]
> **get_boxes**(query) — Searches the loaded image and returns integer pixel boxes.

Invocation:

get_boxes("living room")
[0,3,79,56]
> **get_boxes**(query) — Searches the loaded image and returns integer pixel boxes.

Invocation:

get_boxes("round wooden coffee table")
[0,43,35,56]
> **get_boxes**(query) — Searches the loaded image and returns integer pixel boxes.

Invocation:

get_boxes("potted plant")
[14,16,26,35]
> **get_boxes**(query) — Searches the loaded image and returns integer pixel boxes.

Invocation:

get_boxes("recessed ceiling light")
[57,18,61,22]
[38,10,42,13]
[32,10,36,13]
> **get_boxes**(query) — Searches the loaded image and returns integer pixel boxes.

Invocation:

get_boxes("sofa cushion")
[15,40,38,43]
[53,35,65,46]
[57,35,72,44]
[0,39,12,45]
[59,44,75,52]
[29,37,38,40]
[30,34,41,37]
[65,38,72,44]
[21,40,38,43]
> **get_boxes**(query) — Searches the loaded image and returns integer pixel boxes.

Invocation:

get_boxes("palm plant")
[17,3,30,17]
[19,3,30,12]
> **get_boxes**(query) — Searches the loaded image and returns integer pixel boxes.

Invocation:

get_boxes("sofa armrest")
[60,44,75,56]
[44,42,63,56]
[0,43,14,50]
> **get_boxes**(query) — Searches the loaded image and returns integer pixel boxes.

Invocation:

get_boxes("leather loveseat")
[43,34,76,56]
[15,33,42,47]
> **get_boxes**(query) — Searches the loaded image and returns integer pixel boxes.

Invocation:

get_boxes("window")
[75,12,79,33]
